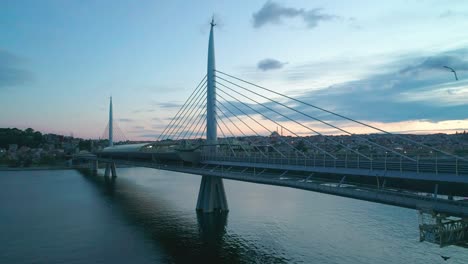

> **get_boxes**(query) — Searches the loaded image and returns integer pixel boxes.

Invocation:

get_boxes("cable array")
[153,71,463,163]
[101,120,128,143]
[212,70,465,161]
[157,75,207,141]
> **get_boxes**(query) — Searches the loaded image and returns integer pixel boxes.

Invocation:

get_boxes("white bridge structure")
[76,19,468,247]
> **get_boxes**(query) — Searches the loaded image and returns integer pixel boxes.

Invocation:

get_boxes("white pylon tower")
[206,18,217,145]
[109,96,113,147]
[196,17,228,213]
[105,96,117,178]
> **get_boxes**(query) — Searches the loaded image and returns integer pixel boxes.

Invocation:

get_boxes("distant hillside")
[0,128,45,149]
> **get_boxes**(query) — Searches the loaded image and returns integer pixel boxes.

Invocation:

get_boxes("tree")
[295,140,308,153]
[79,140,92,151]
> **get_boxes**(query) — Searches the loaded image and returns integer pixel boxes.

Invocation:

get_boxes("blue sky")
[1,0,467,139]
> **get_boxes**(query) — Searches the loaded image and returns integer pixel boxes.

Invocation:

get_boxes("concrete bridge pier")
[196,175,229,213]
[104,162,117,178]
[91,160,99,175]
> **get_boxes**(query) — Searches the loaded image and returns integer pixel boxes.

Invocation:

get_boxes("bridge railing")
[200,151,468,176]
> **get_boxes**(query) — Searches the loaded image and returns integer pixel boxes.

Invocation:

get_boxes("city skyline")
[1,0,468,140]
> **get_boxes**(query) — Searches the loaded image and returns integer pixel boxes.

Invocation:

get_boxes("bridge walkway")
[91,157,468,218]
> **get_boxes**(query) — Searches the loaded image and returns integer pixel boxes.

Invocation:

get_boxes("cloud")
[257,58,287,71]
[216,48,468,132]
[117,118,133,122]
[138,133,160,138]
[399,55,468,76]
[0,50,32,89]
[152,101,183,109]
[399,80,468,106]
[252,1,336,28]
[282,49,468,123]
[152,123,169,130]
[439,10,468,19]
[132,108,156,114]
[440,10,455,18]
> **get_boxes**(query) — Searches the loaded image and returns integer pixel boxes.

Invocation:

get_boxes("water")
[0,168,467,263]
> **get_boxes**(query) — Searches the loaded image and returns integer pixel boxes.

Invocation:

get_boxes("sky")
[1,0,468,140]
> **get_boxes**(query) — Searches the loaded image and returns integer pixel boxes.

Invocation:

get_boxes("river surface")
[0,168,467,263]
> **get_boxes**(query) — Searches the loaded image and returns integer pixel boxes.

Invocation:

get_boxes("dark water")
[0,168,467,264]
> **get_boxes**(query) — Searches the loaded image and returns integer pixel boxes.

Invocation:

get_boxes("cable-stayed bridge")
[77,19,468,247]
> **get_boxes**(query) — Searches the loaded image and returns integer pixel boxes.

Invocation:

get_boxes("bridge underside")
[88,157,468,219]
[201,160,468,196]
[95,151,468,196]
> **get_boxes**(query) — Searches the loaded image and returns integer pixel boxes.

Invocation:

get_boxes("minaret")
[109,96,113,147]
[206,17,217,145]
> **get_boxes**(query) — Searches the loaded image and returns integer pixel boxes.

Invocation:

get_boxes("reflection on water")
[80,169,286,263]
[1,168,468,263]
[197,211,228,245]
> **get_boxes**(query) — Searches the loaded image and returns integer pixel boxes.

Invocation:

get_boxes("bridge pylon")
[105,96,117,178]
[197,17,228,213]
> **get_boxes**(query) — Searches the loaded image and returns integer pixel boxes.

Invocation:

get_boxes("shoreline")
[0,166,80,171]
[0,164,133,171]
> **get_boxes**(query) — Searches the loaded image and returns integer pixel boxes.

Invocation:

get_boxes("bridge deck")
[202,159,468,184]
[90,158,468,218]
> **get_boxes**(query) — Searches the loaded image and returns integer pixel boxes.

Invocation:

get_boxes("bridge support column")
[104,162,117,178]
[91,160,98,174]
[196,175,228,213]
